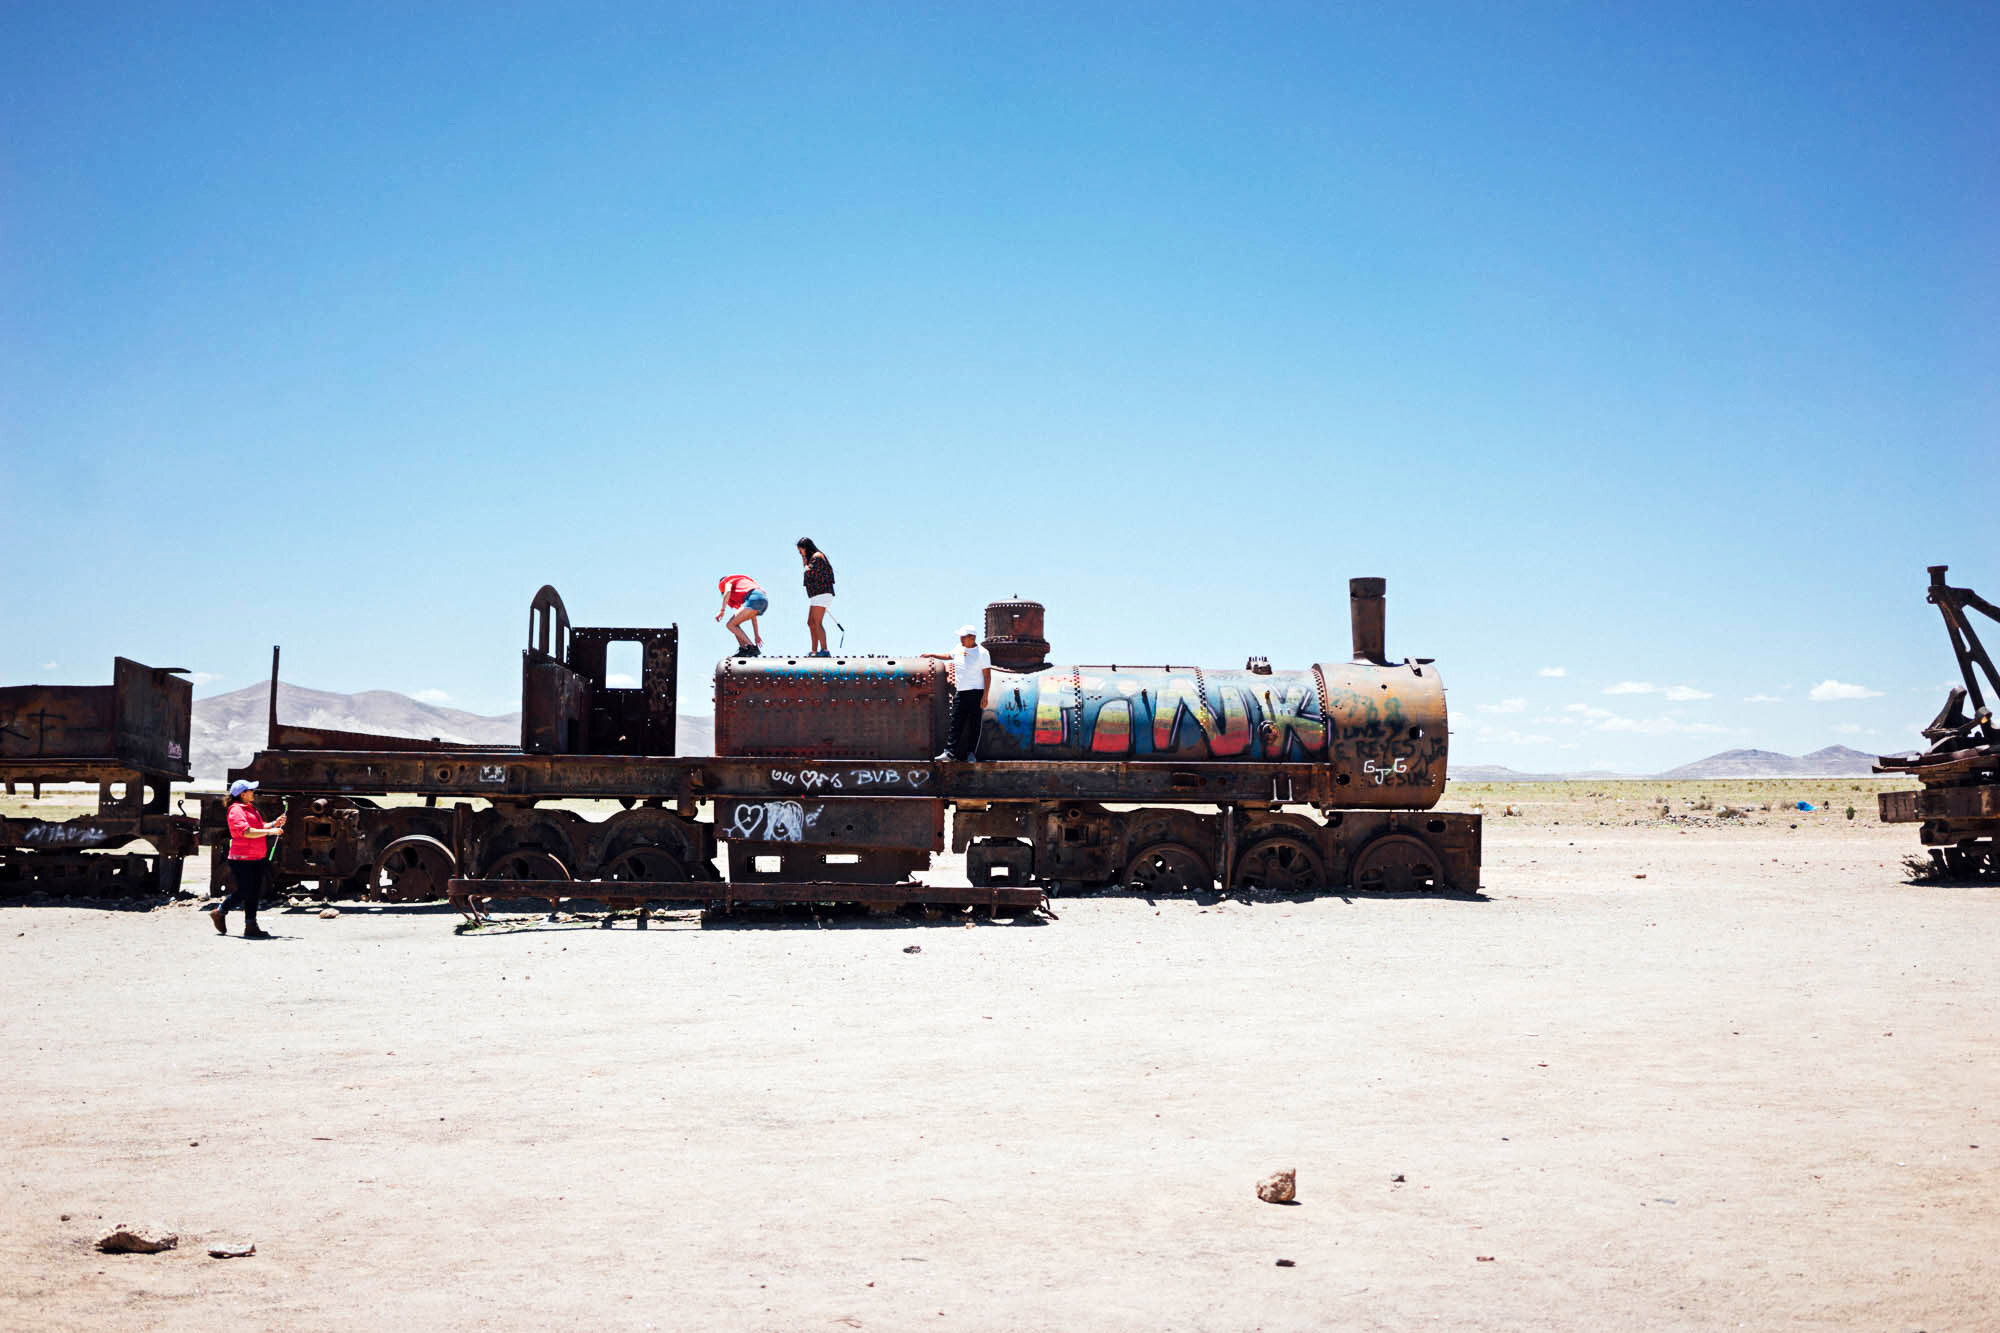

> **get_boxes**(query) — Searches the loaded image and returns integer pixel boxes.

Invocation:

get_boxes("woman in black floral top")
[798,537,836,657]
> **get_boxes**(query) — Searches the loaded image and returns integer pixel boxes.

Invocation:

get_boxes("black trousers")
[221,857,265,924]
[949,689,985,760]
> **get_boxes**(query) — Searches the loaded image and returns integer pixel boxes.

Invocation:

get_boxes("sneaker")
[732,643,756,658]
[242,928,272,940]
[933,751,956,763]
[744,644,761,657]
[209,909,226,935]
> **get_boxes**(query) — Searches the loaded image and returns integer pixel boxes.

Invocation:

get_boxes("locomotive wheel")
[1123,842,1212,895]
[603,847,689,884]
[1234,836,1325,892]
[485,850,572,882]
[1349,833,1443,895]
[372,834,455,902]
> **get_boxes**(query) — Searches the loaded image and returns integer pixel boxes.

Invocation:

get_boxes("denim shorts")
[743,590,769,614]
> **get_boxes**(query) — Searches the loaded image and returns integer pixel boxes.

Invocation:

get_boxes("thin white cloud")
[1596,716,1744,736]
[1743,693,1783,703]
[1809,679,1882,702]
[1832,723,1876,736]
[189,672,224,686]
[1473,723,1555,745]
[606,673,639,687]
[1604,681,1711,701]
[41,661,58,671]
[413,688,452,704]
[1593,716,1675,735]
[1565,702,1747,737]
[1537,666,1566,678]
[1480,697,1527,714]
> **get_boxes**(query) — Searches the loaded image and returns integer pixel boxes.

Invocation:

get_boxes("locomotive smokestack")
[983,599,1051,672]
[1350,577,1387,665]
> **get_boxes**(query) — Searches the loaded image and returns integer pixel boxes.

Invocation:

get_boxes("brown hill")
[1454,746,1882,783]
[1656,746,1879,779]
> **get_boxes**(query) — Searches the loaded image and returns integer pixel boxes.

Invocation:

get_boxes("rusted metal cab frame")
[0,658,200,895]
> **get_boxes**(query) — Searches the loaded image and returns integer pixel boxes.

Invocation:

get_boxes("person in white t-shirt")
[924,625,991,761]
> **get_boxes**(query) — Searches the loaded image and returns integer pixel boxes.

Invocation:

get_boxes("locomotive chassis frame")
[204,581,1483,911]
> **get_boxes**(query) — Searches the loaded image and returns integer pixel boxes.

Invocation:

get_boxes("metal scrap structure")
[197,578,1479,917]
[1877,565,2000,876]
[0,659,200,894]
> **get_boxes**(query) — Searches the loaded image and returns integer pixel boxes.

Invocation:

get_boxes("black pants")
[221,857,265,926]
[949,689,985,760]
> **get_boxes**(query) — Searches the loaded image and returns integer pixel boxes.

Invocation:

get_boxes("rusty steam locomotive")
[183,576,1477,915]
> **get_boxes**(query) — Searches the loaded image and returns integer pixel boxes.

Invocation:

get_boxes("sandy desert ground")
[3,781,1994,1331]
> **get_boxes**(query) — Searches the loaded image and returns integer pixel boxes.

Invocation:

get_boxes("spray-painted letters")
[995,669,1332,762]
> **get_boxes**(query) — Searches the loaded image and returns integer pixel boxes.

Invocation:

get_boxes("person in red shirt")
[212,779,284,938]
[715,575,768,657]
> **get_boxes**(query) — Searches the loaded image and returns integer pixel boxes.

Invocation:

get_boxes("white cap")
[958,625,978,638]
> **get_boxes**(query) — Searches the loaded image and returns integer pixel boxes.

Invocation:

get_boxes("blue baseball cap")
[227,779,259,799]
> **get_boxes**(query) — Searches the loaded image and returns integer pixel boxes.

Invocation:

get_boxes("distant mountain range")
[191,682,713,780]
[1454,745,1883,783]
[1655,746,1881,779]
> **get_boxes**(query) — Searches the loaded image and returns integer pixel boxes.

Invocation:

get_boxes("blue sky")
[5,3,1994,773]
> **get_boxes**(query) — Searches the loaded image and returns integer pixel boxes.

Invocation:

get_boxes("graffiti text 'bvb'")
[769,767,930,791]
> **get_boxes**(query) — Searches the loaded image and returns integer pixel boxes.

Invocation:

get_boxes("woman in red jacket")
[212,779,284,938]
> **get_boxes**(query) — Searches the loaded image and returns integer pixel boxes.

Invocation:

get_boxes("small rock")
[1274,1258,1295,1267]
[60,1213,71,1222]
[1391,1174,1406,1183]
[208,1241,256,1259]
[1476,1255,1495,1262]
[319,908,339,920]
[1633,873,1647,879]
[903,945,921,954]
[97,1224,178,1254]
[1256,1169,1296,1203]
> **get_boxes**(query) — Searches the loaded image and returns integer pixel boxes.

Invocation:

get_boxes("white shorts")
[808,592,835,608]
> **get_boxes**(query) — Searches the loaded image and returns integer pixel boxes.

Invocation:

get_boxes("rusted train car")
[1877,565,2000,877]
[206,578,1479,914]
[1,659,200,894]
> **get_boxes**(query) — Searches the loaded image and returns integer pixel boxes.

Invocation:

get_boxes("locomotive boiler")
[204,576,1479,915]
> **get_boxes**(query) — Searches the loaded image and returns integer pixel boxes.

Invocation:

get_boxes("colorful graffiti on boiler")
[984,668,1336,762]
[983,665,1450,791]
